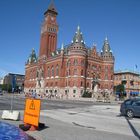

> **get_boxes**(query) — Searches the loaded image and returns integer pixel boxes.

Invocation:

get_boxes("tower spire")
[101,37,114,60]
[39,0,58,58]
[44,0,58,15]
[72,25,85,45]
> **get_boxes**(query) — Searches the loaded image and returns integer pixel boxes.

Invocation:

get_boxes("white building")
[0,77,4,85]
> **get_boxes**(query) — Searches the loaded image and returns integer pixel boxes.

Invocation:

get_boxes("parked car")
[0,121,35,140]
[120,98,140,118]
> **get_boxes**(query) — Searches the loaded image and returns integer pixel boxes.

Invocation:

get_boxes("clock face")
[51,17,54,21]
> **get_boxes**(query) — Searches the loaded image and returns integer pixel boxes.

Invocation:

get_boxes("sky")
[0,0,140,77]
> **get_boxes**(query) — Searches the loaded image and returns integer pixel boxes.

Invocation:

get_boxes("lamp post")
[11,75,16,112]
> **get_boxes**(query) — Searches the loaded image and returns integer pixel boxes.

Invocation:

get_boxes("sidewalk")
[16,93,123,105]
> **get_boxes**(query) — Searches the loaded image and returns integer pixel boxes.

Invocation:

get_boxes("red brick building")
[24,1,114,98]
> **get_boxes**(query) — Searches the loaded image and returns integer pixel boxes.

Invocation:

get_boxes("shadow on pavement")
[125,117,140,139]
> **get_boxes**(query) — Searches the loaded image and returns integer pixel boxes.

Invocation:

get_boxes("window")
[46,83,48,86]
[81,70,84,76]
[111,75,113,80]
[92,65,97,70]
[98,66,101,71]
[52,66,54,76]
[68,81,70,86]
[130,81,134,86]
[87,71,90,77]
[67,60,70,67]
[105,74,108,80]
[56,65,59,76]
[67,69,70,76]
[81,81,83,86]
[111,66,113,71]
[125,100,132,105]
[74,69,77,75]
[105,66,108,72]
[47,67,50,77]
[73,90,76,93]
[132,101,140,106]
[74,59,78,65]
[69,69,70,76]
[55,82,57,86]
[88,64,90,69]
[81,60,84,66]
[51,82,53,86]
[65,90,68,94]
[46,90,48,93]
[122,75,126,79]
[87,82,89,87]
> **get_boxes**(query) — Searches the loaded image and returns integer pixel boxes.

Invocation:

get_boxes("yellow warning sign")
[29,100,35,110]
[24,99,41,127]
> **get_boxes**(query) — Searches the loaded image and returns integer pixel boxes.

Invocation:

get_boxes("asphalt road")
[0,93,113,110]
[0,93,140,140]
[0,116,138,140]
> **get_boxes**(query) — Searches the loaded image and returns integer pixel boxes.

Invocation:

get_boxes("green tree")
[1,84,12,93]
[115,84,126,99]
[116,84,125,93]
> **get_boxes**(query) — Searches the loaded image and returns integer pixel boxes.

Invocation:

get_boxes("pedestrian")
[32,91,37,99]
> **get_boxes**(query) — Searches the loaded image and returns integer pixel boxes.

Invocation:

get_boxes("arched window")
[56,65,59,76]
[105,74,108,80]
[87,71,90,77]
[81,70,84,76]
[105,66,108,72]
[67,60,70,67]
[81,60,84,66]
[92,65,97,70]
[52,66,54,77]
[47,67,50,77]
[69,69,70,76]
[74,59,78,65]
[111,75,113,80]
[55,82,58,86]
[74,69,77,75]
[98,66,101,71]
[81,81,83,86]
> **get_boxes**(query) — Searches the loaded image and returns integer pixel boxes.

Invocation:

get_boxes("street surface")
[0,93,140,140]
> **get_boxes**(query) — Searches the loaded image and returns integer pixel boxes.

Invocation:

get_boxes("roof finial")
[61,43,64,50]
[77,25,80,31]
[105,36,108,41]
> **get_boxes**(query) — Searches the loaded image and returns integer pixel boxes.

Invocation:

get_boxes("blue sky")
[0,0,140,77]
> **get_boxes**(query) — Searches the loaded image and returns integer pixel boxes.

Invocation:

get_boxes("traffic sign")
[24,99,41,127]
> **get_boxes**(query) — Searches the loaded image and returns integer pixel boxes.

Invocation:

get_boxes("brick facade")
[114,70,140,96]
[24,1,114,98]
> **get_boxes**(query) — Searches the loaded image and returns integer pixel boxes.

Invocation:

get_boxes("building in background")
[0,78,4,85]
[114,70,140,97]
[24,1,114,98]
[3,73,25,92]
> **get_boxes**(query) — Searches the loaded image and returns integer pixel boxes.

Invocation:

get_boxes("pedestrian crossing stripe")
[29,100,35,110]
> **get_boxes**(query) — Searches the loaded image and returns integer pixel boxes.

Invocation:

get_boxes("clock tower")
[39,0,58,58]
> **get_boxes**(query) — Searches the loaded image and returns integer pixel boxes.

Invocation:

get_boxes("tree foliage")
[82,91,92,98]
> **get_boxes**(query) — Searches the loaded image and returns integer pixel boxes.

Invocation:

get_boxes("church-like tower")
[39,0,58,58]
